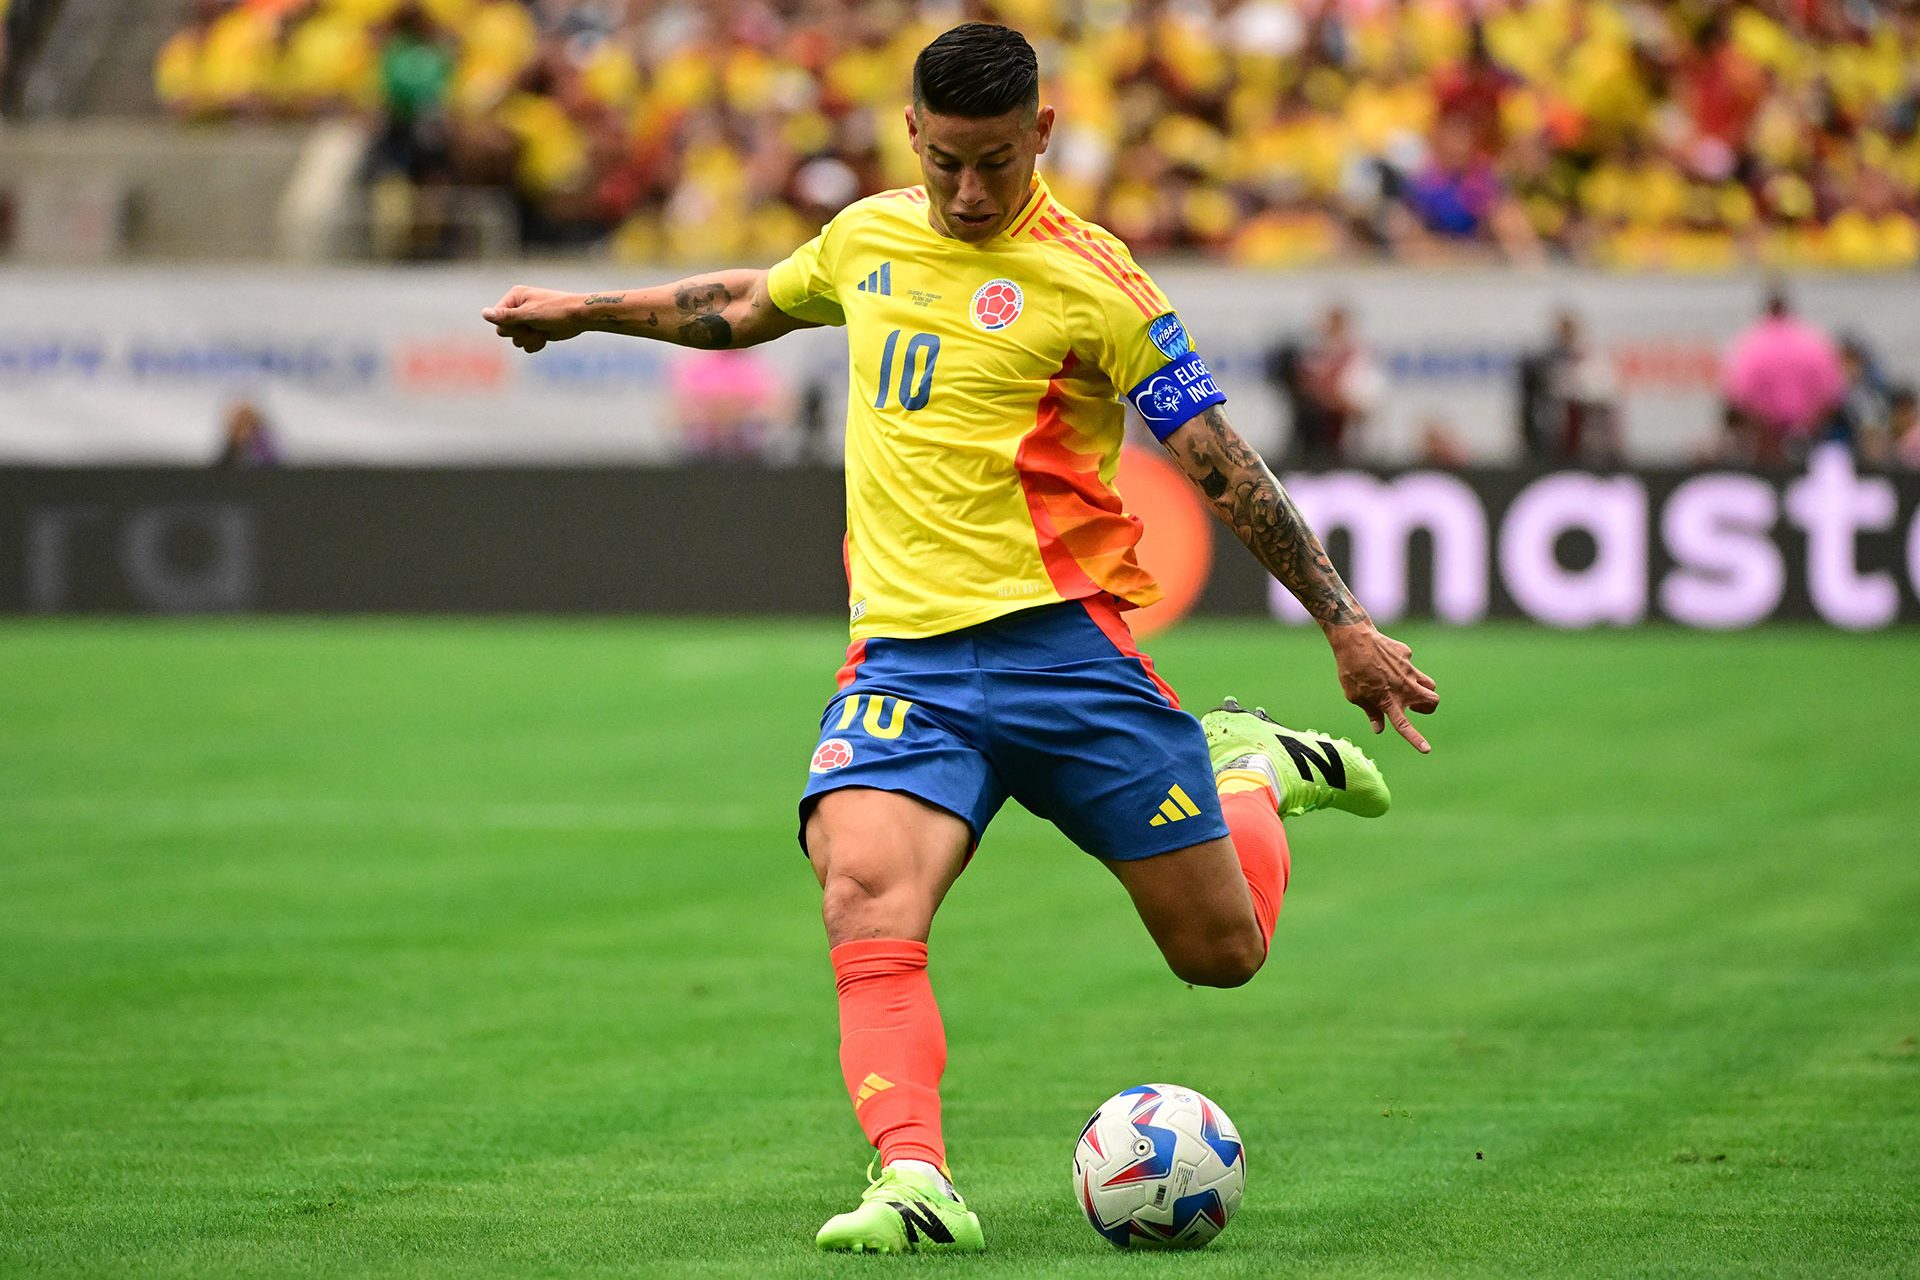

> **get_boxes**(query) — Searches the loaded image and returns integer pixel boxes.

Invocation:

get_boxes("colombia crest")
[971,279,1024,331]
[811,738,854,772]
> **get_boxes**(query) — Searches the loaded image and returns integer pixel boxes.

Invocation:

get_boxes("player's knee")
[820,867,885,926]
[1169,930,1266,989]
[820,866,918,942]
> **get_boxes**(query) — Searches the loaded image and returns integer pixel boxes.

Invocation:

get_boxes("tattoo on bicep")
[1189,405,1368,626]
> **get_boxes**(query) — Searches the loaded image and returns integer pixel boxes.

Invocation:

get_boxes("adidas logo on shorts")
[1148,784,1203,827]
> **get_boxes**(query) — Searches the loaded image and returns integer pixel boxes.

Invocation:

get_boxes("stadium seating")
[130,0,1920,269]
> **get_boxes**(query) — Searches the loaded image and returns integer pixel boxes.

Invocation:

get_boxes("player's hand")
[1324,622,1439,754]
[482,286,586,353]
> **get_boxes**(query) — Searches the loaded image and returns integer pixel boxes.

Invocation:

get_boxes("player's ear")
[1032,105,1055,156]
[905,104,921,153]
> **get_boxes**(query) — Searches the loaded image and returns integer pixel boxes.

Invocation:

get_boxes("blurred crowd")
[155,0,1920,267]
[1265,288,1920,469]
[1,0,55,109]
[1712,289,1919,466]
[205,290,1920,467]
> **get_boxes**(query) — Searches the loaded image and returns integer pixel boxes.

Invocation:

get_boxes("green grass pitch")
[2,619,1916,1278]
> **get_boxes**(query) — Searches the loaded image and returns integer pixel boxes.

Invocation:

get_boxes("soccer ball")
[1072,1083,1245,1249]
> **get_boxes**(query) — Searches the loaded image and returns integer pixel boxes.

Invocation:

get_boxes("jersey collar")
[996,175,1052,243]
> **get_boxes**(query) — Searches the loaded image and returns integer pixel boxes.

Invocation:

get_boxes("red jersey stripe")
[1035,214,1159,314]
[835,638,869,690]
[1015,353,1105,600]
[1081,596,1180,709]
[1059,214,1170,314]
[1014,352,1161,610]
[1093,244,1169,315]
[1005,189,1051,238]
[1032,214,1161,318]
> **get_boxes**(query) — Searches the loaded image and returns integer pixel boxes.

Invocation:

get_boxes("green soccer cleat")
[1201,696,1391,819]
[814,1163,986,1255]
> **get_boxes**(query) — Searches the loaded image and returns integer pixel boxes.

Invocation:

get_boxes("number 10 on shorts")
[837,694,913,739]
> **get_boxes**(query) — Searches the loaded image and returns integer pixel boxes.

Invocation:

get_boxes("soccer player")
[483,22,1438,1254]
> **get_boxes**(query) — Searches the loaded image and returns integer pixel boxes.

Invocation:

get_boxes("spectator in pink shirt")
[1721,290,1846,467]
[671,347,789,460]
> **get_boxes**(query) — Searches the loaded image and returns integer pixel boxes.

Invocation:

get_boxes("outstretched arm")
[482,270,815,353]
[1162,404,1440,752]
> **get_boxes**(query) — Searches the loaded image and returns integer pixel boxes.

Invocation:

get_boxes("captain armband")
[1126,350,1227,441]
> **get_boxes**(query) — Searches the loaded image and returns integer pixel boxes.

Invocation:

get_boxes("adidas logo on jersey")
[1147,784,1204,827]
[856,263,893,295]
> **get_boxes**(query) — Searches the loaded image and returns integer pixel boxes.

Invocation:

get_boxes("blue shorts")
[799,598,1230,861]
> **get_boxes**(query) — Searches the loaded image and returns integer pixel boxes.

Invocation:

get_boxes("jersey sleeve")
[766,219,848,328]
[1084,254,1227,441]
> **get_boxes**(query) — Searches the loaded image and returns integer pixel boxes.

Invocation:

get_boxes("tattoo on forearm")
[1179,405,1369,626]
[671,280,735,348]
[578,277,752,347]
[677,314,733,348]
[603,312,661,335]
[673,282,730,314]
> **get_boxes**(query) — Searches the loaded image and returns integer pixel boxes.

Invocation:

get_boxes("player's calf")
[1168,927,1266,989]
[1103,836,1271,989]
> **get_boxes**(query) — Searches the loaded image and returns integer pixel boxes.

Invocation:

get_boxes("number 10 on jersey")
[874,330,940,411]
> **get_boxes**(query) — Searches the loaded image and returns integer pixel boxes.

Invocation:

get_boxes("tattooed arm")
[1163,404,1440,752]
[482,270,814,354]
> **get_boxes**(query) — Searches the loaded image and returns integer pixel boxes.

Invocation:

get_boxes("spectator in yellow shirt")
[154,0,277,119]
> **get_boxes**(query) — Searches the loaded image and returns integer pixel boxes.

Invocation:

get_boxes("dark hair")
[912,23,1039,119]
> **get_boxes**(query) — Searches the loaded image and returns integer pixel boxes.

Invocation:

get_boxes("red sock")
[830,938,947,1168]
[1221,789,1291,949]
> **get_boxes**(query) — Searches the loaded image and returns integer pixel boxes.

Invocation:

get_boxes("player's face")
[907,104,1054,243]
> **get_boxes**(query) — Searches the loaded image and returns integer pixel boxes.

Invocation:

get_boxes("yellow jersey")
[768,177,1226,641]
